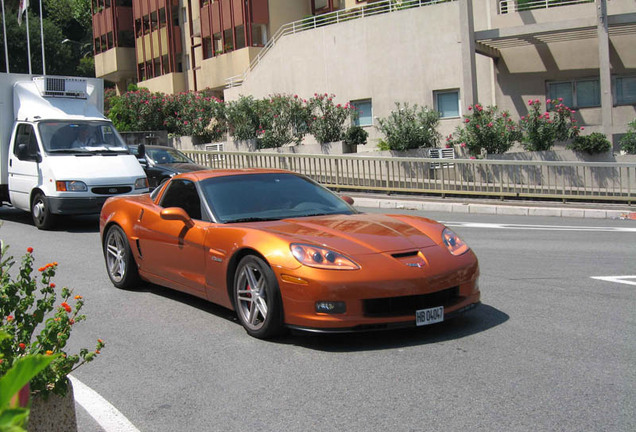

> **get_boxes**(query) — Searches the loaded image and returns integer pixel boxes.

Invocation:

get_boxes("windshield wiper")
[226,217,281,223]
[48,148,93,154]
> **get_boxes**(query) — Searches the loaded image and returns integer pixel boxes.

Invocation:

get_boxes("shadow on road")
[138,281,508,351]
[282,304,509,352]
[0,208,100,233]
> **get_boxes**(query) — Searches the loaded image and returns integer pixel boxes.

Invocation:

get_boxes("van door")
[8,123,42,211]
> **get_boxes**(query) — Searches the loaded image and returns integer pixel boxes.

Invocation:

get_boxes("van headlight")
[56,181,87,192]
[135,178,149,189]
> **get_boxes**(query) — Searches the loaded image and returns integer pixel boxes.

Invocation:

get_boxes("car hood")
[259,213,440,255]
[155,162,208,174]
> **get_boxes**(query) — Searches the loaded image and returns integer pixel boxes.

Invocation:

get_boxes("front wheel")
[104,225,140,289]
[233,255,284,339]
[31,192,55,230]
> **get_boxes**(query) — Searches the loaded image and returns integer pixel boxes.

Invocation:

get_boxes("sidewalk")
[348,192,636,220]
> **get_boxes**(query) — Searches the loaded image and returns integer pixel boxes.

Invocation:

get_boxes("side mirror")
[137,143,146,159]
[17,143,42,163]
[341,195,355,205]
[160,207,195,228]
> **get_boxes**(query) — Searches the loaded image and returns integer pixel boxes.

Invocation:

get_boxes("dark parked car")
[130,144,208,190]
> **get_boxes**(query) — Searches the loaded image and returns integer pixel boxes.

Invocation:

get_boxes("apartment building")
[92,0,636,145]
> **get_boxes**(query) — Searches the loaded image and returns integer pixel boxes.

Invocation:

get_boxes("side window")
[160,179,202,220]
[13,124,40,161]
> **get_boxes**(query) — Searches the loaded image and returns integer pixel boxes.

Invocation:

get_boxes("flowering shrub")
[519,99,580,151]
[225,95,266,142]
[567,132,612,155]
[450,104,521,156]
[0,243,103,397]
[258,94,311,149]
[307,93,355,144]
[620,119,636,154]
[107,86,226,142]
[376,102,440,151]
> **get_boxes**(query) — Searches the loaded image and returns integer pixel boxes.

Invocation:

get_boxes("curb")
[351,196,634,220]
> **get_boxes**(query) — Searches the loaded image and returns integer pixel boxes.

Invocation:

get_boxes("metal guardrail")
[183,150,636,204]
[498,0,593,14]
[225,0,454,88]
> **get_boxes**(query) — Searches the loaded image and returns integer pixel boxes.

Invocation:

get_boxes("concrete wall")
[226,1,494,147]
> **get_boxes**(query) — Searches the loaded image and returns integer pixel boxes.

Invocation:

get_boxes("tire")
[233,255,284,339]
[31,192,55,230]
[103,225,141,289]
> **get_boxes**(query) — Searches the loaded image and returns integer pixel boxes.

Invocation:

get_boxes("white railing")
[183,150,636,203]
[226,0,455,88]
[498,0,594,14]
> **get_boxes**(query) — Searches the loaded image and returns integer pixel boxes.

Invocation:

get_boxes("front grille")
[91,186,132,195]
[363,286,460,317]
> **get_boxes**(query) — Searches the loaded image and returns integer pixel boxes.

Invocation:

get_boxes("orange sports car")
[100,169,480,339]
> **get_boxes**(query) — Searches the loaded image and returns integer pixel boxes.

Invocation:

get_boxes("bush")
[520,99,580,151]
[0,243,103,398]
[375,102,440,151]
[450,104,520,156]
[307,93,355,144]
[343,125,368,146]
[258,94,311,149]
[567,132,612,154]
[620,119,636,154]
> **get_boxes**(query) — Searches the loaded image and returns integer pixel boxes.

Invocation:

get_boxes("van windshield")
[38,121,129,153]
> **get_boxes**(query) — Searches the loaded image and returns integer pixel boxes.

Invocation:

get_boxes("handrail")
[498,0,593,15]
[225,0,455,88]
[182,150,636,204]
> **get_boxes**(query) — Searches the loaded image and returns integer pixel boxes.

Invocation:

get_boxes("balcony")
[94,47,136,83]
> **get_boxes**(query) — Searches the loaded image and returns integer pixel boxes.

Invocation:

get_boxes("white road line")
[69,375,140,432]
[591,276,636,286]
[442,221,636,232]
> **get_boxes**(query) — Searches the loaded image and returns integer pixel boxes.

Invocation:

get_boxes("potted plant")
[0,241,104,431]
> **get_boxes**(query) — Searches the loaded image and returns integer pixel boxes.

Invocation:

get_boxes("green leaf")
[0,355,57,409]
[0,407,30,430]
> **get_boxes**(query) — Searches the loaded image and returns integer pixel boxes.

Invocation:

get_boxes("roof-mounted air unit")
[33,76,87,99]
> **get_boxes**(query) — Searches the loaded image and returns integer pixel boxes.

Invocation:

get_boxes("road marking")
[591,276,636,286]
[69,375,140,432]
[442,221,636,233]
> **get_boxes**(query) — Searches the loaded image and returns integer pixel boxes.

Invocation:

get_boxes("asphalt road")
[0,206,634,432]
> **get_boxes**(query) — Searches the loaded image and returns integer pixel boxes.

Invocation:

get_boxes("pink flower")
[460,142,467,148]
[535,99,540,103]
[470,156,476,160]
[521,116,525,120]
[184,121,189,125]
[528,99,533,105]
[558,98,563,102]
[487,122,493,127]
[547,99,552,104]
[465,118,470,123]
[445,144,451,148]
[468,105,472,110]
[477,106,483,112]
[580,127,585,130]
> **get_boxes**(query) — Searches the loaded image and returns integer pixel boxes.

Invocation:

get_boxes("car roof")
[174,168,294,182]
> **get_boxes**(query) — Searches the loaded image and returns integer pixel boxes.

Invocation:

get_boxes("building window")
[350,99,372,126]
[235,25,246,50]
[435,90,460,118]
[203,37,213,59]
[615,76,636,105]
[547,79,600,108]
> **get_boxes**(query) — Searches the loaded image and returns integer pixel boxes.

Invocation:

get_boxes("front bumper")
[48,196,110,215]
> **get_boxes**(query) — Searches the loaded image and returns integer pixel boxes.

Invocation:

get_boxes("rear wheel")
[104,225,140,289]
[31,192,55,230]
[233,255,284,339]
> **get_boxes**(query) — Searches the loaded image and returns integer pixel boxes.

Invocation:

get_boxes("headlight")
[442,228,469,256]
[135,177,149,189]
[291,244,359,270]
[56,181,87,192]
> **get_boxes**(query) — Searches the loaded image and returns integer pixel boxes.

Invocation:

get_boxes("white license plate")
[416,306,444,326]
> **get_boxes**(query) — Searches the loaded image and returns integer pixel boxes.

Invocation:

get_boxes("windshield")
[38,120,129,153]
[145,147,194,164]
[199,173,355,223]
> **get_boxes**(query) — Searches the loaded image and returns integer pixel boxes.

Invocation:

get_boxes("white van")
[0,74,148,229]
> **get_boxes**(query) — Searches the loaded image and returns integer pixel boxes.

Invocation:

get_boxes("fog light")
[315,301,346,314]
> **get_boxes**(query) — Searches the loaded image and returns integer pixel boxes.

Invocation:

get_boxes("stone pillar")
[596,0,612,137]
[460,0,478,109]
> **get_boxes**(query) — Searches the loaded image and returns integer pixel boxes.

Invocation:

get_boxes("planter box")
[28,379,77,432]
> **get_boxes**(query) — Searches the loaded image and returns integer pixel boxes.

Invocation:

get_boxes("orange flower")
[97,339,103,344]
[61,302,72,313]
[95,350,101,354]
[74,295,83,300]
[50,283,56,288]
[69,319,75,325]
[6,315,13,322]
[45,350,53,355]
[27,247,33,253]
[19,343,26,350]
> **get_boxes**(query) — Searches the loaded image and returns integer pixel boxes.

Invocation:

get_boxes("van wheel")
[32,192,55,230]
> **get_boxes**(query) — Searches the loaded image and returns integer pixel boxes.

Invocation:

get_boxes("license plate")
[416,306,444,326]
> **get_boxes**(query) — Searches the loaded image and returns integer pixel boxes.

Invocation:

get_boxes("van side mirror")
[137,144,146,159]
[17,143,42,163]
